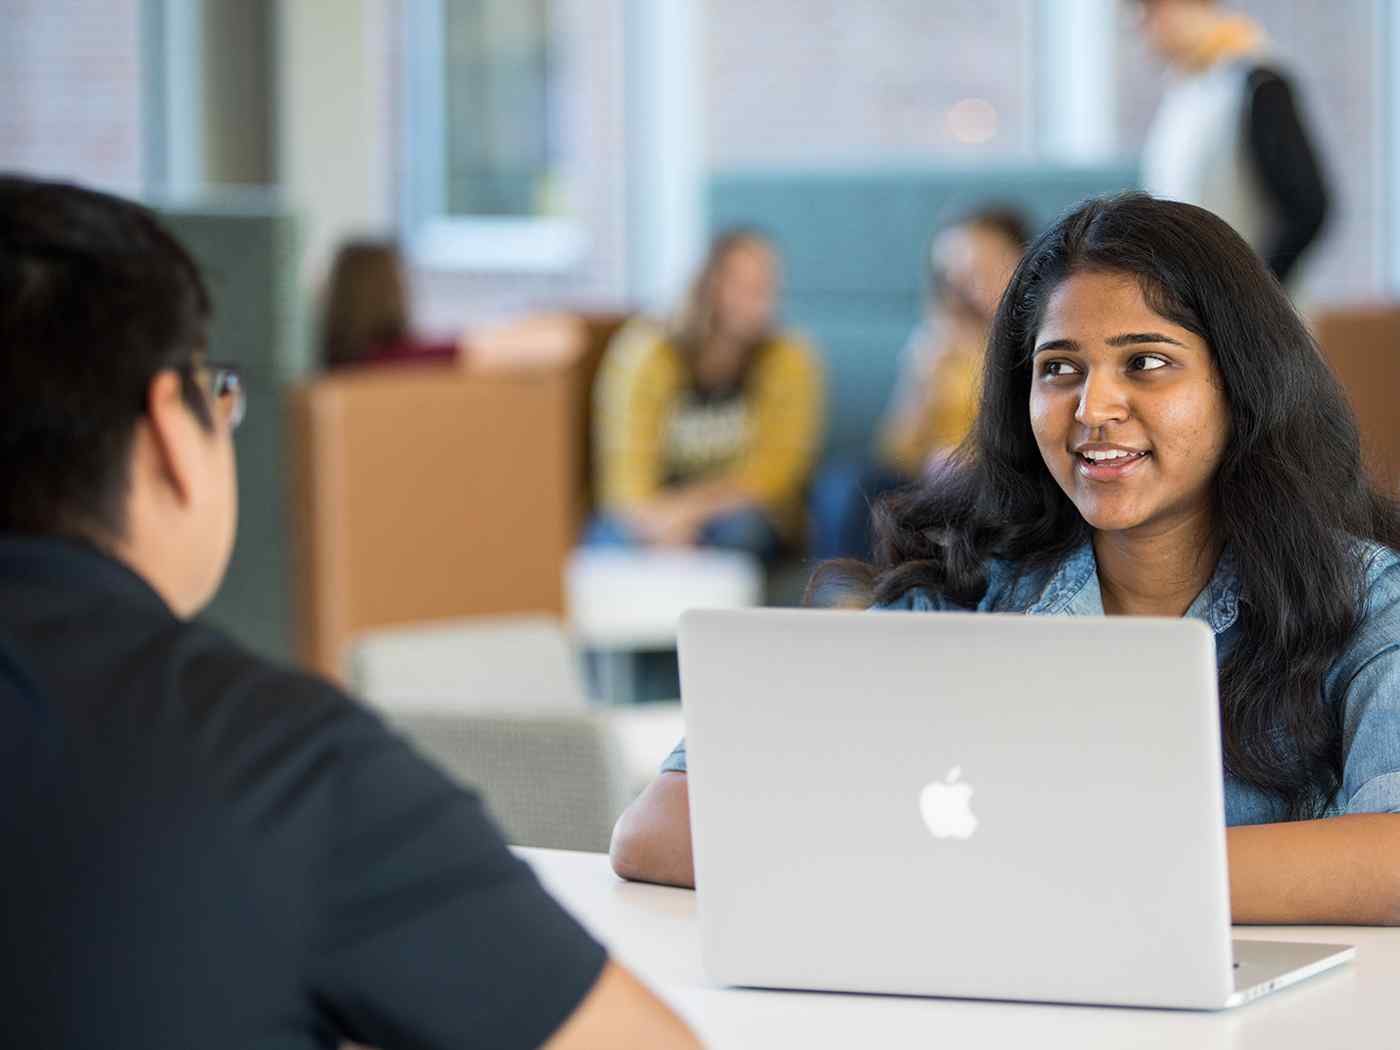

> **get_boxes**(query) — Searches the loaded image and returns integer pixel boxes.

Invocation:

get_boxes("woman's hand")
[628,500,704,548]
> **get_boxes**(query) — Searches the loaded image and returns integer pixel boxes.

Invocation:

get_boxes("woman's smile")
[1074,442,1152,481]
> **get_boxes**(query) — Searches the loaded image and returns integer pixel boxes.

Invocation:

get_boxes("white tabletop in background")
[519,847,1400,1050]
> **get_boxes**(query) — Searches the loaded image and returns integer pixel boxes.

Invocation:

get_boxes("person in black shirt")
[0,175,699,1049]
[1136,0,1331,291]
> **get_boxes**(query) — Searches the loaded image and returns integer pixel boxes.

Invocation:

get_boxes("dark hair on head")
[321,239,410,369]
[956,204,1033,249]
[812,191,1400,819]
[0,174,213,541]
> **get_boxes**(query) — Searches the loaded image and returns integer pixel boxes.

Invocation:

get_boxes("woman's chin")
[1074,502,1153,535]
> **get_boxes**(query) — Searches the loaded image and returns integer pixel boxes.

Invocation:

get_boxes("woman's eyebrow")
[1106,331,1187,348]
[1032,338,1078,356]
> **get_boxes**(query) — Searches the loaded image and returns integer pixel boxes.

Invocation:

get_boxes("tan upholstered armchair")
[287,313,629,681]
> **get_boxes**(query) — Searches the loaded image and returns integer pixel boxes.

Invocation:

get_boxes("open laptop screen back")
[679,608,1235,1009]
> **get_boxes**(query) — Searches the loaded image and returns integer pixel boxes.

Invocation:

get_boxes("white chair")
[347,614,587,712]
[386,708,628,852]
[566,548,764,650]
[566,548,763,702]
[375,703,684,852]
[345,613,685,851]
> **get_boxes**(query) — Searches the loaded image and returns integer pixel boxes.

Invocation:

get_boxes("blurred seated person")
[321,239,460,369]
[588,229,824,563]
[809,207,1030,561]
[321,239,587,375]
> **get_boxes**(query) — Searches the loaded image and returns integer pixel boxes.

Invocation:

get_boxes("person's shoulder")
[158,619,390,780]
[1241,62,1293,91]
[599,316,682,384]
[877,587,952,613]
[873,557,1027,614]
[606,316,671,360]
[1326,541,1400,690]
[1357,541,1400,607]
[753,330,823,386]
[765,329,819,363]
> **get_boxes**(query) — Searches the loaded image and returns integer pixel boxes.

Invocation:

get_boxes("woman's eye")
[1132,354,1169,372]
[1041,360,1079,378]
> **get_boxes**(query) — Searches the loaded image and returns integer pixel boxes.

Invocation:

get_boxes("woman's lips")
[1075,450,1151,480]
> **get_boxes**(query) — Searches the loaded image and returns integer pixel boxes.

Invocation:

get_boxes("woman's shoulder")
[875,557,1045,614]
[600,317,683,380]
[1326,541,1400,689]
[756,329,821,371]
[1354,541,1400,619]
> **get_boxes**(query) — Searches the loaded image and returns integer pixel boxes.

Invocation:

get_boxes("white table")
[520,848,1400,1049]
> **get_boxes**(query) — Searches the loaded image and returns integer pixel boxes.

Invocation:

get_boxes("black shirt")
[0,536,607,1049]
[1244,65,1330,285]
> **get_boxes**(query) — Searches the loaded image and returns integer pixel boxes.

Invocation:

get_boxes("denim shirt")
[661,541,1400,826]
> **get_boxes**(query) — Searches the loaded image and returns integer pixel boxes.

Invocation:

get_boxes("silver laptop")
[678,608,1354,1010]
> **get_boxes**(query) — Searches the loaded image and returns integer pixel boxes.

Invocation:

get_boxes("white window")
[401,0,586,272]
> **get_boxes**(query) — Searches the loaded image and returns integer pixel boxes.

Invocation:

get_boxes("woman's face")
[712,239,779,345]
[931,224,1022,324]
[1135,0,1215,67]
[1029,271,1230,537]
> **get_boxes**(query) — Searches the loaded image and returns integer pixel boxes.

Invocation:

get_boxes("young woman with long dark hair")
[612,194,1400,926]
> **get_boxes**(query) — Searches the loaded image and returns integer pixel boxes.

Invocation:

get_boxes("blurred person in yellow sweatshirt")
[589,229,824,562]
[810,207,1029,562]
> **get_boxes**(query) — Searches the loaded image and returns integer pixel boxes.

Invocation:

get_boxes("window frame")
[400,0,588,273]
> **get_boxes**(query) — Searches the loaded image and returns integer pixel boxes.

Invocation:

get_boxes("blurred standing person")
[810,207,1029,562]
[590,229,824,562]
[1136,0,1330,292]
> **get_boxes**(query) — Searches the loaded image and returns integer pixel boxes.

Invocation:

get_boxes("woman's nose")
[1075,370,1130,428]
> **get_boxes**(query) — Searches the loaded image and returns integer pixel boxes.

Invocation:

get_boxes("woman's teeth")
[1080,449,1146,463]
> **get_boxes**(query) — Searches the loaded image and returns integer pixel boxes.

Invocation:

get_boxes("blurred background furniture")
[1312,304,1400,494]
[383,709,629,852]
[349,613,684,851]
[289,363,582,681]
[349,614,587,710]
[567,548,764,703]
[289,314,630,683]
[159,194,305,664]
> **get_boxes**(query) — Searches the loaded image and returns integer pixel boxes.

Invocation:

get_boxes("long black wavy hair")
[813,193,1400,819]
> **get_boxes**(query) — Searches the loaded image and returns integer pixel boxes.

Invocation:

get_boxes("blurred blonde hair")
[321,240,410,369]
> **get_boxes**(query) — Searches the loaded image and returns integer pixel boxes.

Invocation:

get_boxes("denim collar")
[1024,541,1241,635]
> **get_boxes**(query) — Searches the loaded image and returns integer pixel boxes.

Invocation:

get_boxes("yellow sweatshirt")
[594,318,825,536]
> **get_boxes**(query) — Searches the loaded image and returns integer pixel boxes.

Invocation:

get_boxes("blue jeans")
[583,507,784,563]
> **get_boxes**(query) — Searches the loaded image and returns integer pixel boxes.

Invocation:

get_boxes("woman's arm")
[1228,814,1400,925]
[594,322,679,515]
[610,773,696,889]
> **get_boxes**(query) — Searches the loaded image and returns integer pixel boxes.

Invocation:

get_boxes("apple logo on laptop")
[919,766,978,840]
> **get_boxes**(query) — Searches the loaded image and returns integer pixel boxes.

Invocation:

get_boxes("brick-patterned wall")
[0,0,144,193]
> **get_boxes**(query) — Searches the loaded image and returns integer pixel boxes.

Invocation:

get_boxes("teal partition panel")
[156,192,305,663]
[708,164,1140,459]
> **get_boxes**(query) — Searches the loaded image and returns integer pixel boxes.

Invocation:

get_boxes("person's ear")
[140,370,204,508]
